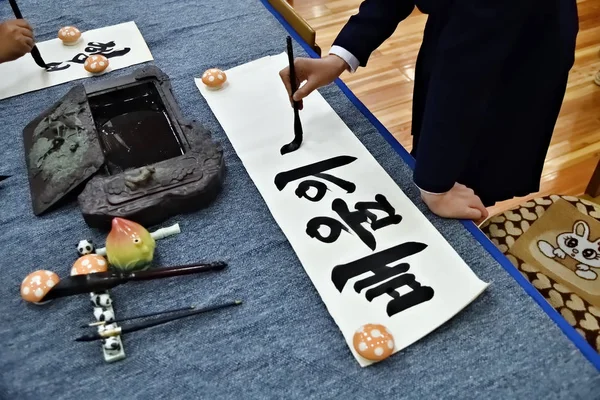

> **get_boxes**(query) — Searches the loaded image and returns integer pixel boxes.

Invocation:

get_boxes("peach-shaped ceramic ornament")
[105,217,156,272]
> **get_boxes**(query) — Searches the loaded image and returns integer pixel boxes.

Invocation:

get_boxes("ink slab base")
[22,66,225,230]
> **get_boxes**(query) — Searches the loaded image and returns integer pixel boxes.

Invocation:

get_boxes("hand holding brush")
[7,0,47,68]
[0,19,34,64]
[280,36,304,155]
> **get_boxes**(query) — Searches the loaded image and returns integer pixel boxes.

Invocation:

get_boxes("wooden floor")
[290,0,600,216]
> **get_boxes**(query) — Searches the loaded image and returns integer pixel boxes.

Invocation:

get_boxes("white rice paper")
[195,53,488,366]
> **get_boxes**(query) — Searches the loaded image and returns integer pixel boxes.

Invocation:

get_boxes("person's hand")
[279,55,348,110]
[420,183,489,223]
[0,19,34,64]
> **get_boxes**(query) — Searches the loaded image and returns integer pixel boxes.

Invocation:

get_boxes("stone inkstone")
[22,66,225,229]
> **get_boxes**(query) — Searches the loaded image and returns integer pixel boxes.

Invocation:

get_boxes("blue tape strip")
[259,0,600,372]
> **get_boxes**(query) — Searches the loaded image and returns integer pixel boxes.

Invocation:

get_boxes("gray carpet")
[0,0,598,398]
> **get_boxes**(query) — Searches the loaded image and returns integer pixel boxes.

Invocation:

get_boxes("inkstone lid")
[22,84,104,215]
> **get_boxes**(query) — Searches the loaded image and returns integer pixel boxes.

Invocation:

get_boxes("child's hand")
[279,55,348,110]
[420,183,489,222]
[0,19,34,63]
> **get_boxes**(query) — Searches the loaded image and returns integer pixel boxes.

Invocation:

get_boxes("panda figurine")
[93,307,115,323]
[90,292,112,308]
[101,336,122,354]
[77,239,95,256]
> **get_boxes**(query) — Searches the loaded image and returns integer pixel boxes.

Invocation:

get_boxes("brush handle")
[122,300,241,334]
[288,36,303,142]
[30,46,46,68]
[83,305,195,328]
[76,300,241,341]
[287,36,298,103]
[279,36,303,155]
[8,0,46,68]
[126,262,227,281]
[8,0,23,18]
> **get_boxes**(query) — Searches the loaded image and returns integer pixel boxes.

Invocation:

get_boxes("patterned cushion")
[480,195,600,354]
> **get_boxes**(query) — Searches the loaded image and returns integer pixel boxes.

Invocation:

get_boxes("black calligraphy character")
[306,217,349,243]
[46,53,87,69]
[274,156,357,202]
[296,180,327,202]
[46,53,88,71]
[85,41,131,58]
[307,194,402,249]
[69,53,89,64]
[355,194,403,231]
[45,40,132,73]
[331,242,434,317]
[45,62,71,72]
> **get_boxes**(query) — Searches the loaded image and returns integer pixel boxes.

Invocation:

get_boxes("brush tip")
[280,142,300,155]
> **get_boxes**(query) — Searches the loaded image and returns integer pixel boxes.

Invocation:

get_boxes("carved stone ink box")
[22,66,225,230]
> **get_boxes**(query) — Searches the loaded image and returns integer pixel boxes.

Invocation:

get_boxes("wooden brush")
[75,300,242,342]
[82,305,196,328]
[280,36,304,155]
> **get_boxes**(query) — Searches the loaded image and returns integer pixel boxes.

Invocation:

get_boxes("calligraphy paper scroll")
[195,53,488,366]
[0,21,153,100]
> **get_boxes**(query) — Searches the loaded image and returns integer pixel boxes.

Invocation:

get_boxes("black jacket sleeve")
[332,0,416,67]
[412,0,538,193]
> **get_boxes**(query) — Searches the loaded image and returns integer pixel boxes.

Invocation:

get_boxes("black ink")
[306,217,349,243]
[69,53,89,64]
[331,242,433,316]
[295,179,327,202]
[314,172,355,194]
[309,194,402,249]
[274,156,357,191]
[355,194,402,230]
[45,40,131,73]
[85,41,131,59]
[85,41,116,53]
[376,274,434,316]
[45,62,70,72]
[294,173,358,202]
[353,262,409,292]
[331,198,376,249]
[332,242,426,291]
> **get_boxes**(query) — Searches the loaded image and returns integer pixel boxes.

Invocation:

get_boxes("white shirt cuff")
[329,46,360,73]
[416,184,448,196]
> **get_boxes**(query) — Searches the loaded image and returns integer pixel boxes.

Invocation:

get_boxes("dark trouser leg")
[410,15,443,158]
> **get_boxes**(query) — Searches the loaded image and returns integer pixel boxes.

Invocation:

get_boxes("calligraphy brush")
[8,0,48,68]
[40,261,227,302]
[75,300,243,342]
[82,305,196,328]
[280,36,304,155]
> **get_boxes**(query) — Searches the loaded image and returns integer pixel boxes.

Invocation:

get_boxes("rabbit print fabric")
[538,220,600,280]
[481,195,600,354]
